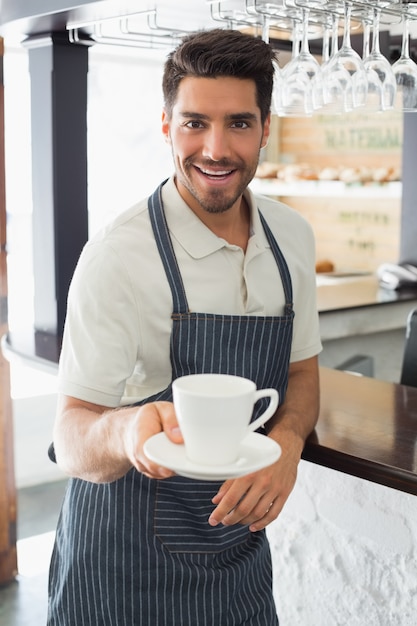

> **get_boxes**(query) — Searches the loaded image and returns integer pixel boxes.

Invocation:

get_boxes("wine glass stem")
[322,22,330,64]
[402,17,410,59]
[262,15,270,44]
[363,20,370,59]
[291,19,301,60]
[300,8,310,55]
[330,14,339,57]
[371,7,381,55]
[342,2,352,49]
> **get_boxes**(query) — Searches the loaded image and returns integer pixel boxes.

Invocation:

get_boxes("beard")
[176,155,260,215]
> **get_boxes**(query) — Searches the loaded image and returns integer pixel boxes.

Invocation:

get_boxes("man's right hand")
[53,395,183,483]
[125,401,183,479]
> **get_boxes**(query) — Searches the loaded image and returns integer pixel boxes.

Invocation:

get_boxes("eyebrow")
[179,111,259,122]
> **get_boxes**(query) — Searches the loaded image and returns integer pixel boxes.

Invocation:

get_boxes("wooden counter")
[317,274,417,340]
[316,273,417,312]
[303,367,417,496]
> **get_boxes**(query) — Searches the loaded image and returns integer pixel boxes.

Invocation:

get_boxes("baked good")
[315,259,335,273]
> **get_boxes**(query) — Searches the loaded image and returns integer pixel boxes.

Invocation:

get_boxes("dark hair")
[162,29,275,124]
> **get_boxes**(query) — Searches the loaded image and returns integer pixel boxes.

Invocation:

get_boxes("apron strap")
[258,210,294,314]
[148,181,190,314]
[148,181,294,316]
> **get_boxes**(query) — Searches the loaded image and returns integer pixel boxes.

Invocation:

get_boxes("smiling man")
[48,29,322,626]
[164,76,267,211]
[162,75,268,251]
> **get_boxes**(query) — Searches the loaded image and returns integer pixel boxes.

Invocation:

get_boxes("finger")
[213,463,280,521]
[211,479,234,505]
[137,446,176,480]
[248,497,284,532]
[144,402,183,477]
[209,479,261,527]
[222,490,275,527]
[138,461,176,480]
[132,402,182,477]
[155,401,184,443]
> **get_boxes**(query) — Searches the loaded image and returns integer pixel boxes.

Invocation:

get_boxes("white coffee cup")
[172,373,279,466]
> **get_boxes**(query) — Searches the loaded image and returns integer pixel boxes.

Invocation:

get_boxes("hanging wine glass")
[320,10,354,113]
[272,17,301,114]
[392,14,417,112]
[324,1,368,110]
[363,5,396,111]
[277,7,322,116]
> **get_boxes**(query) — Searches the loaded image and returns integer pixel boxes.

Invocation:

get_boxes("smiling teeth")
[201,168,232,176]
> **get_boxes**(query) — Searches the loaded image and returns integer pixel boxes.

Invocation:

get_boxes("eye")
[185,120,204,129]
[231,121,250,129]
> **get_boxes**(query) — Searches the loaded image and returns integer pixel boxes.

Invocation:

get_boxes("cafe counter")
[304,367,417,496]
[316,272,417,340]
[316,273,417,381]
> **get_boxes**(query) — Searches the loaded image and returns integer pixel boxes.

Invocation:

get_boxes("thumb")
[156,401,183,444]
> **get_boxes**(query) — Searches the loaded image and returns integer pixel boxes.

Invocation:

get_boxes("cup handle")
[247,389,279,433]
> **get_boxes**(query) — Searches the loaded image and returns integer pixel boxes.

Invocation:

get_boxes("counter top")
[303,367,417,496]
[1,330,61,376]
[316,273,417,313]
[312,275,417,495]
[316,274,417,340]
[3,330,417,496]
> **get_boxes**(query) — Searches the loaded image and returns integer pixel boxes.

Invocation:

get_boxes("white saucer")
[144,432,281,481]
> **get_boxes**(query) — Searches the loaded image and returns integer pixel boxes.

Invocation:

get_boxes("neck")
[196,196,251,252]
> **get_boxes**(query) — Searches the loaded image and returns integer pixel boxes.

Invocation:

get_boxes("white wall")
[86,44,173,234]
[267,460,417,626]
[4,42,173,335]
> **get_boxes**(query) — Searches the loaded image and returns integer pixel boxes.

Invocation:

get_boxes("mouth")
[194,165,236,181]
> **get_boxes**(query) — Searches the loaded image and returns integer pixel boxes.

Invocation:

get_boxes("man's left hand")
[208,444,299,532]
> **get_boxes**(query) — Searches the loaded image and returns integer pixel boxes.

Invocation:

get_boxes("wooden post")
[0,36,18,585]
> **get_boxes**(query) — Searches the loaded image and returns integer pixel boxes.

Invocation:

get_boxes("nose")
[201,127,231,162]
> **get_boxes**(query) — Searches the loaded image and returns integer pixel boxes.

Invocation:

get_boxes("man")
[48,28,322,625]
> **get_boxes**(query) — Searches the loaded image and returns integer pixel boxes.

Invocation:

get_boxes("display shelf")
[250,179,402,199]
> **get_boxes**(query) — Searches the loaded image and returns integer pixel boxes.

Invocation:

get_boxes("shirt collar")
[161,176,271,260]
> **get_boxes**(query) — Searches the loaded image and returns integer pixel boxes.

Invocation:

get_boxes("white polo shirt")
[58,177,322,407]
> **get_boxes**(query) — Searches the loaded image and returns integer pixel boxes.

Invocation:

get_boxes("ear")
[261,112,271,149]
[162,109,171,144]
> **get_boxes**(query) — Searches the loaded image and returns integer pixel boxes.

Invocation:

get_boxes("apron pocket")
[154,477,250,554]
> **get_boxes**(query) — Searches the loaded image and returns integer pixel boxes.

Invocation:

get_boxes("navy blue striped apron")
[48,182,294,625]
